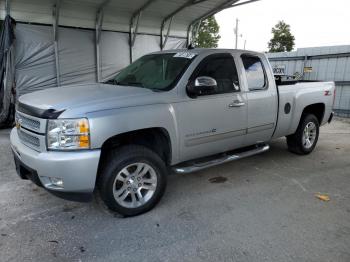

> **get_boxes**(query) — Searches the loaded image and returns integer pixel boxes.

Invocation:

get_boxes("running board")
[172,144,270,174]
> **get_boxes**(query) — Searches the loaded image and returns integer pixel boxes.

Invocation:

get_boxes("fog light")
[49,177,64,188]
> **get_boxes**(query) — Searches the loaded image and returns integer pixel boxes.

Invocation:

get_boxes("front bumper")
[10,128,101,201]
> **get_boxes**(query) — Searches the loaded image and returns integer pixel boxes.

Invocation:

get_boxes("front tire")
[287,114,320,155]
[97,145,167,216]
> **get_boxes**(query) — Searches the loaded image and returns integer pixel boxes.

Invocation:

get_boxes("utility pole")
[244,39,247,50]
[234,18,239,49]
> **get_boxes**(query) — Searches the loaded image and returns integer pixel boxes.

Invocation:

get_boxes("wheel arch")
[301,103,325,124]
[97,127,172,175]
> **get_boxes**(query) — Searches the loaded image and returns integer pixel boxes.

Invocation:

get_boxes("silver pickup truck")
[11,49,334,216]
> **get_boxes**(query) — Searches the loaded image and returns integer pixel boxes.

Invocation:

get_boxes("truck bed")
[272,81,335,139]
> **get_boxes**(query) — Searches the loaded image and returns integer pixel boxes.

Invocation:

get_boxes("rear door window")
[241,55,267,91]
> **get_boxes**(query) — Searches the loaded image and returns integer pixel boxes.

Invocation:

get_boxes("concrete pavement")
[0,119,349,262]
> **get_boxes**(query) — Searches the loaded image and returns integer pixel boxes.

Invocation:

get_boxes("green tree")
[194,16,220,48]
[268,21,295,52]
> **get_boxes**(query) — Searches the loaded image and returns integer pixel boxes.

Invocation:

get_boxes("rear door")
[175,53,247,162]
[240,54,278,145]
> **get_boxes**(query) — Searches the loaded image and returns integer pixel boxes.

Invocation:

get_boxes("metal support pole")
[186,24,192,47]
[131,12,142,47]
[94,0,110,82]
[5,0,10,15]
[95,9,104,82]
[187,20,201,47]
[162,0,210,49]
[129,22,134,64]
[187,0,240,47]
[129,0,157,63]
[129,11,142,63]
[53,0,61,87]
[194,20,201,36]
[160,16,173,50]
[193,20,201,44]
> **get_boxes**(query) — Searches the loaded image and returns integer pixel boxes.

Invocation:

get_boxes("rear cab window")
[241,55,268,91]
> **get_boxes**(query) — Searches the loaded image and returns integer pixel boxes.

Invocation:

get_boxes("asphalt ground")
[0,118,349,262]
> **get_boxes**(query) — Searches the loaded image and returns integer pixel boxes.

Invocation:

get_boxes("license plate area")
[12,151,43,187]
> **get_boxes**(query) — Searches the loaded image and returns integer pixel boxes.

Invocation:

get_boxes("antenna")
[234,18,239,49]
[234,18,243,49]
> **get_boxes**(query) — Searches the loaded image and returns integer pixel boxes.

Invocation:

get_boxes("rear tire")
[97,145,167,216]
[287,114,320,155]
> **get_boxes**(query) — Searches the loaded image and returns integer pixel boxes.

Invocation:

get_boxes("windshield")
[106,53,195,91]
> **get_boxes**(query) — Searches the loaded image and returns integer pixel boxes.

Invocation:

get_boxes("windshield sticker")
[174,52,196,59]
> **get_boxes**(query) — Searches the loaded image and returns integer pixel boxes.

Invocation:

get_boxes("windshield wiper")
[148,88,165,92]
[104,79,118,85]
[117,81,144,87]
[106,80,163,91]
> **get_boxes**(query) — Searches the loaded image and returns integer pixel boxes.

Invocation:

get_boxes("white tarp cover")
[15,23,186,96]
[0,0,246,126]
[2,0,245,96]
[0,15,15,126]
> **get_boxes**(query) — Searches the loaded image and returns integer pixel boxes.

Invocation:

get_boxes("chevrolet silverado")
[11,49,335,216]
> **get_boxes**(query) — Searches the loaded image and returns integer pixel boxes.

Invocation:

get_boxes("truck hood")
[18,83,163,116]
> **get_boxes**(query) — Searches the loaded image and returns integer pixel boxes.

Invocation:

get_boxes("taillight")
[333,88,336,107]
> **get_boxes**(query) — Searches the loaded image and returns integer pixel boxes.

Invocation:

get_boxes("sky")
[215,0,350,52]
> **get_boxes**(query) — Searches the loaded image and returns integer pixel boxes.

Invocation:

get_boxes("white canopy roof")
[0,0,258,37]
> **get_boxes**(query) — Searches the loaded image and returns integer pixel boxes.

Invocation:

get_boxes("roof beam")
[163,0,208,24]
[189,0,262,29]
[131,0,158,22]
[97,0,111,11]
[187,0,263,46]
[229,0,261,8]
[160,0,209,50]
[189,0,240,30]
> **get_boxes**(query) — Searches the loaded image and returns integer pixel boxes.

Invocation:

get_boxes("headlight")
[47,118,90,150]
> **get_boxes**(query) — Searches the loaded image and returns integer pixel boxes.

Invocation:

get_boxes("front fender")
[87,104,180,164]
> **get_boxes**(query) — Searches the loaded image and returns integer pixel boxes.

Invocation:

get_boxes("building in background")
[268,45,350,118]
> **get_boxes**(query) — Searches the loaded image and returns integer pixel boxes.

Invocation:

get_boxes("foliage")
[194,16,221,48]
[268,21,295,52]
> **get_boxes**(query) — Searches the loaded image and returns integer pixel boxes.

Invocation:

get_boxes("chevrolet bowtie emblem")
[16,119,22,129]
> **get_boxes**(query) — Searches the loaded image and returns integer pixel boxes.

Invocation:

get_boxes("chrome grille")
[16,112,41,131]
[18,129,40,151]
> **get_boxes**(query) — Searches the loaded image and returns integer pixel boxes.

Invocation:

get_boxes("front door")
[175,53,247,162]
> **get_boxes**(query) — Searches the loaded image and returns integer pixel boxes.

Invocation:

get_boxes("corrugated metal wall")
[268,46,350,117]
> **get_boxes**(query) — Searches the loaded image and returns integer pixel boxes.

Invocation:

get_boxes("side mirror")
[187,76,218,97]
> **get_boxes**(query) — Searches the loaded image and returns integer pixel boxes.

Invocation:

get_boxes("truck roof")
[151,48,263,57]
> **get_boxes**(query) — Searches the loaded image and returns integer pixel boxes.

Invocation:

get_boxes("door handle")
[229,100,245,108]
